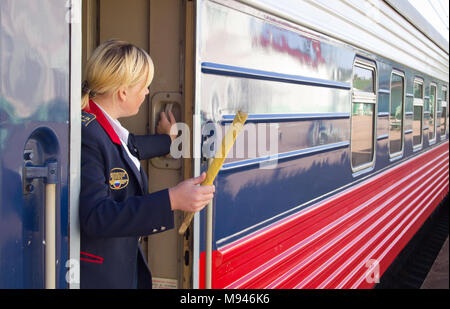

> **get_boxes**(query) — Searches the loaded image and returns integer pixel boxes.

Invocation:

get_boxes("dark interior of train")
[82,0,194,289]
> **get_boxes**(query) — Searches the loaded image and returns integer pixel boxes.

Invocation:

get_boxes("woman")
[79,39,214,289]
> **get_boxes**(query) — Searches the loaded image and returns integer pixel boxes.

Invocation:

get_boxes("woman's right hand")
[157,111,177,141]
[168,172,215,212]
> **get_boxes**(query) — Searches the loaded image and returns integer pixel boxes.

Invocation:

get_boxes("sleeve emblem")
[109,168,129,190]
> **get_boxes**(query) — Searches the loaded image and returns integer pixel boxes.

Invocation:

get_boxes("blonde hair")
[81,39,154,109]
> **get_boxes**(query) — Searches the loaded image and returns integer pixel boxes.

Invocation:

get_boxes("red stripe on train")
[199,142,449,289]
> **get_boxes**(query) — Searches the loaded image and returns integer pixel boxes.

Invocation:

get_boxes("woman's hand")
[168,172,215,212]
[156,110,177,141]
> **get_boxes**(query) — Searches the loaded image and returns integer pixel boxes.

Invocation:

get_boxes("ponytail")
[81,80,96,109]
[81,92,90,110]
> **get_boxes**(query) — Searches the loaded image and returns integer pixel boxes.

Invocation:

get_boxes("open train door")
[190,0,257,289]
[0,0,81,288]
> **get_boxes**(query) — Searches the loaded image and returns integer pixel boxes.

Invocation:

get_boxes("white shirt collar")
[93,102,141,171]
[94,102,129,145]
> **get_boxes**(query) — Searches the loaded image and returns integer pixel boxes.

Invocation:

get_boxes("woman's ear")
[117,86,127,102]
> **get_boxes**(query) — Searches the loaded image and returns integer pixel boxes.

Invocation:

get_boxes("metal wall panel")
[0,0,70,288]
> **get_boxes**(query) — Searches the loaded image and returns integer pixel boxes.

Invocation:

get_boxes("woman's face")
[121,78,149,117]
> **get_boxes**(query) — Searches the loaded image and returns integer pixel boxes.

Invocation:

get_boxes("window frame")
[388,69,405,159]
[412,77,424,151]
[350,57,377,173]
[428,82,437,145]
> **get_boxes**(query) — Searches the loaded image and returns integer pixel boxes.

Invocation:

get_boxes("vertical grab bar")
[45,182,56,289]
[178,111,248,289]
[205,159,213,289]
[24,161,58,289]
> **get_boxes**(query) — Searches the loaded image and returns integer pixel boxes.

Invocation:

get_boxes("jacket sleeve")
[79,129,174,238]
[129,133,172,160]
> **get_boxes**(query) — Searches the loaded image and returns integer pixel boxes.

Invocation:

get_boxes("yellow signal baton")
[178,110,248,235]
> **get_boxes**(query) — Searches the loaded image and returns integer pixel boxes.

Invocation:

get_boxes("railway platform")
[421,237,449,289]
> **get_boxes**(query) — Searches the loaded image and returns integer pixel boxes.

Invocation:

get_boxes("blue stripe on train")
[201,62,351,90]
[221,113,350,123]
[199,145,352,252]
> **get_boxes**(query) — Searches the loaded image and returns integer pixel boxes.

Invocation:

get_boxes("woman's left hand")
[157,110,177,141]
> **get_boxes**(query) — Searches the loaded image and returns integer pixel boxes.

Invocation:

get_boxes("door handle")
[150,92,182,170]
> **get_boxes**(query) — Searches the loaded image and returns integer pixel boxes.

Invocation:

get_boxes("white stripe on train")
[223,150,448,288]
[273,162,449,288]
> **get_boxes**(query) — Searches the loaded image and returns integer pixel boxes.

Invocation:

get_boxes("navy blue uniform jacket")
[80,100,174,289]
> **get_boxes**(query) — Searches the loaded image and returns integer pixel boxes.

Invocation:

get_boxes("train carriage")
[194,0,448,289]
[0,0,448,289]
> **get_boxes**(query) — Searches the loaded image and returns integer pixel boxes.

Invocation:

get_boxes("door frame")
[69,0,82,289]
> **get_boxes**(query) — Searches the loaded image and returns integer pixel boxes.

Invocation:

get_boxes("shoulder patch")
[82,112,96,127]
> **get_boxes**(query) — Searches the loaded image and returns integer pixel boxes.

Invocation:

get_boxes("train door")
[0,0,80,288]
[81,0,194,288]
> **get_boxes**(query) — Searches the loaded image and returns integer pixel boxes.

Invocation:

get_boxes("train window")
[353,65,374,93]
[413,78,424,149]
[389,71,405,157]
[352,103,375,167]
[414,82,423,99]
[429,84,437,143]
[413,106,423,146]
[351,58,377,172]
[442,87,448,138]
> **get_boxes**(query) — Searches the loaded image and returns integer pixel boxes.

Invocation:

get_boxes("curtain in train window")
[413,79,424,148]
[351,60,376,171]
[429,84,437,142]
[389,72,404,156]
